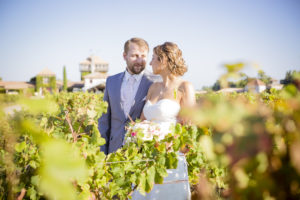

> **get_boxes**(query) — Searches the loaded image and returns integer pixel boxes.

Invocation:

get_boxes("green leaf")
[138,173,146,196]
[91,126,106,146]
[146,166,155,192]
[157,143,166,153]
[155,166,168,184]
[15,141,26,152]
[18,97,59,115]
[154,171,164,184]
[156,166,168,177]
[173,138,181,151]
[166,152,178,169]
[27,186,37,200]
[130,174,137,184]
[31,175,40,186]
[29,160,38,169]
[157,155,166,166]
[78,190,91,200]
[38,139,88,200]
[175,123,182,134]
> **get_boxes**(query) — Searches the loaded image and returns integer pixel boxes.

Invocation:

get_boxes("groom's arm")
[98,85,111,155]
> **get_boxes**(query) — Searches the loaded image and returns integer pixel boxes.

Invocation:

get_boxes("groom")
[98,37,157,155]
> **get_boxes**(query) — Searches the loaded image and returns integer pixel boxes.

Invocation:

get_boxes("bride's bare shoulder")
[178,80,195,93]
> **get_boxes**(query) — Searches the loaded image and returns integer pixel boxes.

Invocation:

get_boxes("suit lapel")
[114,72,126,120]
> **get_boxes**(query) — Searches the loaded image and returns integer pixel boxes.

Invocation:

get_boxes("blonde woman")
[132,42,195,200]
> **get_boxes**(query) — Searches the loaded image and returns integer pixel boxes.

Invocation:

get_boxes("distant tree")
[235,72,248,88]
[36,76,42,92]
[0,77,2,81]
[211,72,248,91]
[280,70,295,85]
[211,80,221,91]
[258,70,272,85]
[63,66,67,91]
[281,70,300,90]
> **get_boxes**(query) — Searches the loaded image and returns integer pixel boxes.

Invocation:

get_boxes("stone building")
[79,55,109,81]
[30,67,57,93]
[245,79,266,93]
[0,81,34,94]
[79,55,109,92]
[268,79,283,90]
[1,55,109,94]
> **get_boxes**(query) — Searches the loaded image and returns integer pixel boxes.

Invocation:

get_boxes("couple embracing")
[98,37,195,199]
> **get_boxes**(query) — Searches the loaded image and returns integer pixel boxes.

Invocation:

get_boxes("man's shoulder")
[143,70,162,83]
[106,72,124,82]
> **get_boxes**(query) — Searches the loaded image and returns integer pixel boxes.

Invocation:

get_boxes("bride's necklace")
[159,86,178,99]
[159,86,166,95]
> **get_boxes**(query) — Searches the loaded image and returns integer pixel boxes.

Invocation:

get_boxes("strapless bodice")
[143,99,180,123]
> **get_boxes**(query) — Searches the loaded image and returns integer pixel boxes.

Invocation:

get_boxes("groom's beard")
[128,63,145,74]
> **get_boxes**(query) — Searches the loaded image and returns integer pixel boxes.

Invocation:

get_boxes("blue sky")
[0,0,299,89]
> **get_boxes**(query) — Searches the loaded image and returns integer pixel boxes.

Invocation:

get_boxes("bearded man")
[98,37,156,155]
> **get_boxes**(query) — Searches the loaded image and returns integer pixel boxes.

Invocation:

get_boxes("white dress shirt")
[121,70,144,118]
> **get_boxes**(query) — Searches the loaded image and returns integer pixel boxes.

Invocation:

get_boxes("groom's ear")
[123,52,127,60]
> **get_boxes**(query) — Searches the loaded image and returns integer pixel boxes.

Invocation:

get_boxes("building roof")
[0,81,35,90]
[84,72,108,79]
[247,79,266,86]
[37,67,56,76]
[87,82,106,92]
[217,88,244,93]
[80,55,109,65]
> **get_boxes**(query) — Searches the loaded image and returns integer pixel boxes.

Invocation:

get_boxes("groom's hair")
[124,37,149,54]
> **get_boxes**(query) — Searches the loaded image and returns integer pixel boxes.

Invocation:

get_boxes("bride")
[131,42,196,200]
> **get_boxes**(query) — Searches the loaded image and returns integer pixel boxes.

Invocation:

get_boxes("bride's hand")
[180,144,190,154]
[177,116,192,126]
[166,141,173,152]
[140,112,146,121]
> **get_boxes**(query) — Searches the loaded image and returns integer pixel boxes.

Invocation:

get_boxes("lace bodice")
[143,99,180,123]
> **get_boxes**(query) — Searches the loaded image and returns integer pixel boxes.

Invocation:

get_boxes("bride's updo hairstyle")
[153,42,187,76]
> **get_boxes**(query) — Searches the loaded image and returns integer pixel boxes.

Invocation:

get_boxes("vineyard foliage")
[0,83,300,199]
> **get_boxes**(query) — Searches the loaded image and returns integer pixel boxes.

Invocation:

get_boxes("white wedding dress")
[131,99,191,200]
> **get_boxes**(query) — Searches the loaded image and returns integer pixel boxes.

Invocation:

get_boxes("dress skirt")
[131,152,191,200]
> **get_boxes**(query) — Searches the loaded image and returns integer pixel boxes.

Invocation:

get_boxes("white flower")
[124,120,174,144]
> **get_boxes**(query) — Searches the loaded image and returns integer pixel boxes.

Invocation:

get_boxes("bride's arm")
[178,81,196,153]
[180,81,196,107]
[178,81,196,124]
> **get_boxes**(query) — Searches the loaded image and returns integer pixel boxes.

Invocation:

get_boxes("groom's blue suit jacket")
[98,70,157,155]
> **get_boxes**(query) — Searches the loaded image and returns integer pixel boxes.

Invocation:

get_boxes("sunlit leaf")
[18,98,59,115]
[15,141,26,152]
[38,140,88,200]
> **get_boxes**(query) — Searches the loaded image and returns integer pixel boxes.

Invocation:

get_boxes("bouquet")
[124,120,175,144]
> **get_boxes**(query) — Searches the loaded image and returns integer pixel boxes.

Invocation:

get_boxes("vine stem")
[76,117,85,135]
[17,188,26,200]
[65,111,78,143]
[104,159,154,164]
[128,185,138,197]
